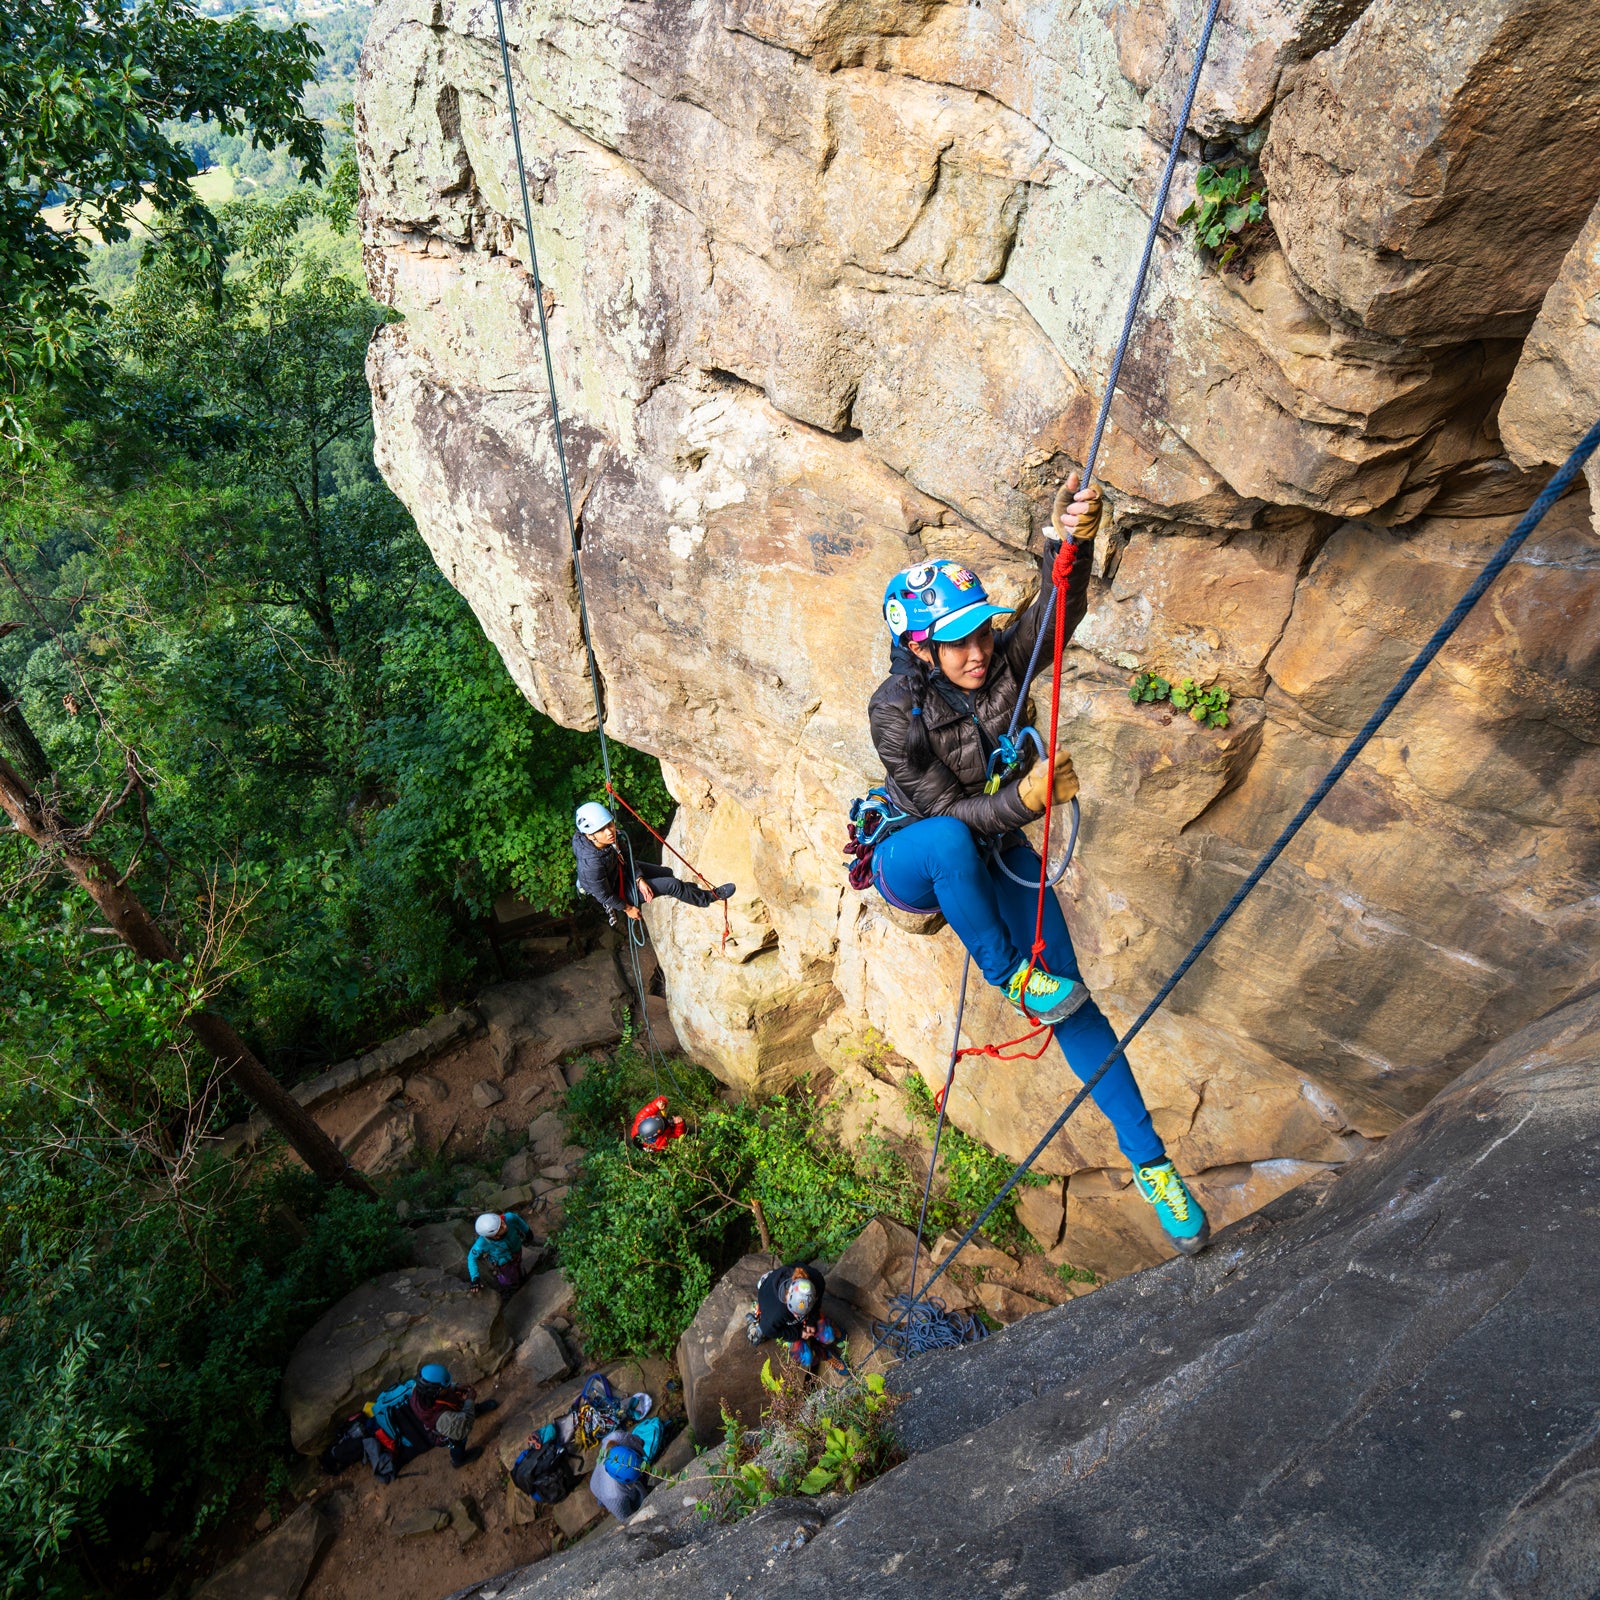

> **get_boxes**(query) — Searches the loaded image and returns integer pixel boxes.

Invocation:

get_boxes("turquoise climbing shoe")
[1133,1161,1210,1255]
[1002,961,1088,1025]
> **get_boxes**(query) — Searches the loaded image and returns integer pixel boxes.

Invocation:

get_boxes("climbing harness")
[877,409,1600,1361]
[870,1292,987,1362]
[844,787,910,890]
[492,0,730,1084]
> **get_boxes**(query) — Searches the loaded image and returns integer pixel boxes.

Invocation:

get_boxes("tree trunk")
[0,750,372,1195]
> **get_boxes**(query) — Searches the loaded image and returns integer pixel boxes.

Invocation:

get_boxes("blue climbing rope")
[873,415,1600,1360]
[871,1293,988,1362]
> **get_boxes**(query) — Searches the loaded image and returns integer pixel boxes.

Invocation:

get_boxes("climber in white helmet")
[572,801,735,924]
[467,1209,538,1295]
[744,1261,846,1376]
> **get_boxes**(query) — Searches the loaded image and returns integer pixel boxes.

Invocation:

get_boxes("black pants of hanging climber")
[631,863,720,910]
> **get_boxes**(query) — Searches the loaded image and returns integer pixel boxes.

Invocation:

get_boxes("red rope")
[606,781,731,953]
[1018,537,1078,1011]
[934,534,1082,1107]
[935,1021,1055,1111]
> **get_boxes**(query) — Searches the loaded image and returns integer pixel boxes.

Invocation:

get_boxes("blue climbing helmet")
[418,1363,452,1386]
[604,1440,645,1485]
[882,561,1010,645]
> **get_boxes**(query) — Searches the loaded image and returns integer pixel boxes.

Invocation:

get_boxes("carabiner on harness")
[848,787,909,847]
[983,725,1048,795]
[980,727,1080,890]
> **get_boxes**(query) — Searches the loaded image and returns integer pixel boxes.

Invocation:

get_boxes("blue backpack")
[604,1441,645,1485]
[369,1379,414,1441]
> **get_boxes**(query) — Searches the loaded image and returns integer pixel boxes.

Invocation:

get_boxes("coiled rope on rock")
[871,1293,988,1362]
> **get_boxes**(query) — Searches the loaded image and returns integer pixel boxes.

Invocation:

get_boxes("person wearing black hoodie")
[571,802,734,923]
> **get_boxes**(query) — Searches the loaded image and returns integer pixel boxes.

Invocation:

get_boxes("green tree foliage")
[1,0,324,454]
[1,195,668,1066]
[0,896,404,1594]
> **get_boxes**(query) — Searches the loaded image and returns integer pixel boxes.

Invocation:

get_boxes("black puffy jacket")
[866,538,1094,836]
[572,829,630,914]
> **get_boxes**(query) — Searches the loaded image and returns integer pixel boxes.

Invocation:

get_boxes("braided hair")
[901,642,942,771]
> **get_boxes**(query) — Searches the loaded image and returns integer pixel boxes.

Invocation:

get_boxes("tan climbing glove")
[1052,472,1103,543]
[1016,750,1078,813]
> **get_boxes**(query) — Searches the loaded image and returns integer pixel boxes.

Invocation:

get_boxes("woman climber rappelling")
[862,476,1208,1256]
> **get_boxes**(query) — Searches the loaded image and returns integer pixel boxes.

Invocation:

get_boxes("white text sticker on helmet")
[884,598,908,634]
[904,564,935,589]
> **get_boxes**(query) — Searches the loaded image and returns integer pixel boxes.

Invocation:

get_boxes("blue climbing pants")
[872,815,1165,1168]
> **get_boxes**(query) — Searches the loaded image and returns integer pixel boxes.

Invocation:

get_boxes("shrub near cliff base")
[699,1360,903,1522]
[560,1046,904,1357]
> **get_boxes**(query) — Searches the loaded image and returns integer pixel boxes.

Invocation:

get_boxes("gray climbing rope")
[897,0,1228,1332]
[491,0,612,785]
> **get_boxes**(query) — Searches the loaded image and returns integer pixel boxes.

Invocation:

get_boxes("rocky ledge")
[443,985,1600,1600]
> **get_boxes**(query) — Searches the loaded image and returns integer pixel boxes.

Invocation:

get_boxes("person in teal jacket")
[468,1210,536,1294]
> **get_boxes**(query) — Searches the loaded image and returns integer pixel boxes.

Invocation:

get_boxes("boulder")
[393,1507,450,1538]
[550,1483,604,1539]
[472,1079,506,1109]
[1500,191,1600,529]
[406,1073,449,1102]
[832,1217,971,1323]
[1014,1178,1066,1251]
[193,1502,330,1600]
[407,1220,472,1278]
[476,952,629,1079]
[975,1282,1049,1325]
[674,1252,780,1442]
[651,1427,698,1483]
[1264,0,1600,341]
[501,1148,540,1187]
[505,1268,575,1345]
[449,1495,483,1547]
[516,1325,572,1385]
[525,1112,567,1165]
[280,1268,511,1453]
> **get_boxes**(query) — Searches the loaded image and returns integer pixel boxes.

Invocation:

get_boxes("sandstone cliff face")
[357,0,1600,1272]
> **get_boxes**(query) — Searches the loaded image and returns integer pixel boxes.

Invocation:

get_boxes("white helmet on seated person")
[784,1272,818,1318]
[575,802,614,835]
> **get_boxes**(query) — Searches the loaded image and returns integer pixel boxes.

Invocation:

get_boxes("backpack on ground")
[511,1435,579,1505]
[603,1440,644,1485]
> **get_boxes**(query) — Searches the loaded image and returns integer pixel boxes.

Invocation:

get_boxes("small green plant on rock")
[1055,1261,1098,1287]
[701,1362,901,1522]
[1178,162,1267,271]
[1129,671,1231,729]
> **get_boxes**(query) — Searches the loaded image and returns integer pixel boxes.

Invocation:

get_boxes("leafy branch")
[1177,162,1267,271]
